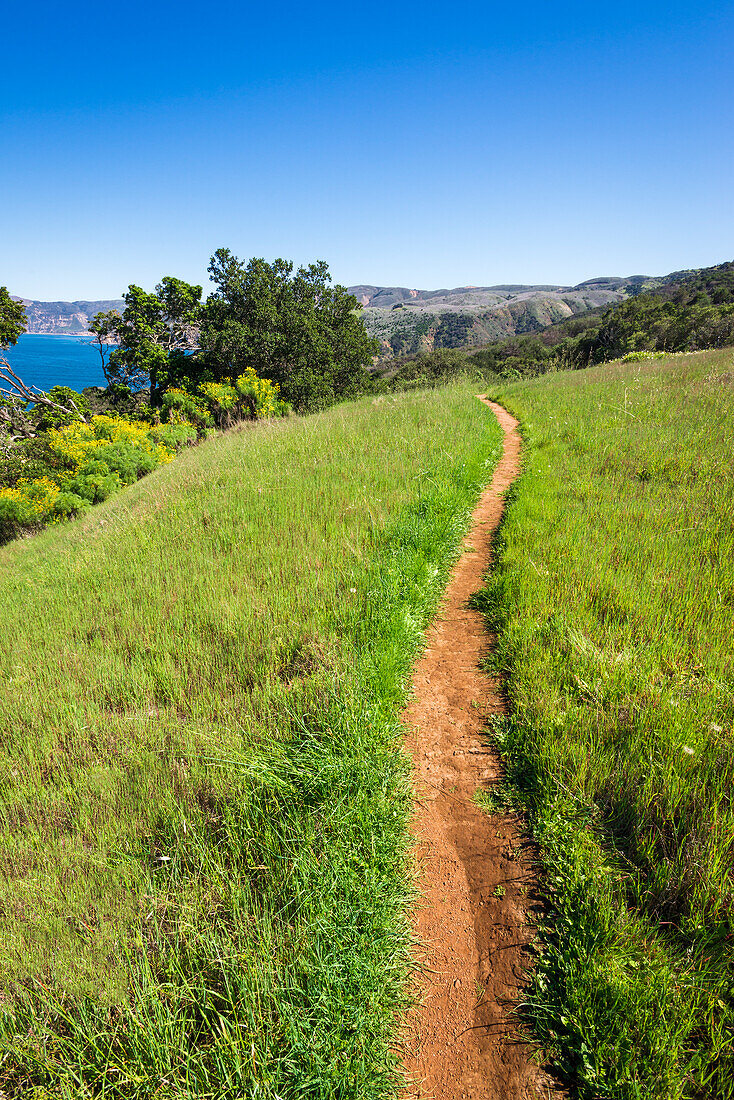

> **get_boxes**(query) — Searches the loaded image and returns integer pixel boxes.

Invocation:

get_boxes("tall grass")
[0,384,502,1098]
[478,349,734,1097]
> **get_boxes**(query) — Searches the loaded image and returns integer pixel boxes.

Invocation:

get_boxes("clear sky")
[3,1,733,299]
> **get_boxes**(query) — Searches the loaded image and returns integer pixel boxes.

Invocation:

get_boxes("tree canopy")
[90,278,202,402]
[199,250,378,411]
[0,288,26,350]
[89,254,377,412]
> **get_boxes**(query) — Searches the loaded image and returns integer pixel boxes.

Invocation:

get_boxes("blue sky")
[2,1,733,299]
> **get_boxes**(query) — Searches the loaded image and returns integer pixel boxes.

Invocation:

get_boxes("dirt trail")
[402,397,553,1099]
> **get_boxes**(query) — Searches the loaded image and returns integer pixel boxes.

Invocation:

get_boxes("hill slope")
[0,385,502,1096]
[483,347,734,1097]
[350,276,652,358]
[461,259,734,378]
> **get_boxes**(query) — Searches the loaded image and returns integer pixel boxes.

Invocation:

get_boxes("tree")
[0,288,26,350]
[199,250,378,411]
[90,277,203,404]
[2,288,94,453]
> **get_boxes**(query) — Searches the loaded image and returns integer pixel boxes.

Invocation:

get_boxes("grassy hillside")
[0,384,502,1097]
[478,348,734,1097]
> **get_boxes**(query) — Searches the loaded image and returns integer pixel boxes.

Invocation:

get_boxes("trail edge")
[401,396,555,1099]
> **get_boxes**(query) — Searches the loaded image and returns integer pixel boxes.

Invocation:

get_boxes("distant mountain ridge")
[349,275,654,358]
[13,298,124,335]
[14,275,656,356]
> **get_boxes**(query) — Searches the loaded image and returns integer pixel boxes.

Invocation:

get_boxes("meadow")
[478,348,734,1097]
[0,383,502,1098]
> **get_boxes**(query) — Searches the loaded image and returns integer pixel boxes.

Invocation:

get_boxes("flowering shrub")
[0,477,83,541]
[0,414,197,542]
[199,369,289,427]
[620,350,667,363]
[47,415,174,469]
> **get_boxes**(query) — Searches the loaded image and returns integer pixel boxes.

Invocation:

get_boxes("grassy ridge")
[0,384,502,1098]
[478,349,734,1097]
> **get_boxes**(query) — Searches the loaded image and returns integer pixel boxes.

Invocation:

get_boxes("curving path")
[402,397,555,1099]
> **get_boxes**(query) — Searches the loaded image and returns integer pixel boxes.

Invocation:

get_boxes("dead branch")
[0,359,88,422]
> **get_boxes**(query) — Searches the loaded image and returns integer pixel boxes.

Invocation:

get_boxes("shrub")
[151,421,199,451]
[620,350,667,363]
[0,492,26,541]
[199,368,290,427]
[0,437,62,490]
[0,414,193,543]
[47,415,174,470]
[63,460,123,504]
[160,388,213,433]
[0,477,68,537]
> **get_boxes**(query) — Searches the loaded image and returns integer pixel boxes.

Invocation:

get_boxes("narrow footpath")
[402,398,554,1100]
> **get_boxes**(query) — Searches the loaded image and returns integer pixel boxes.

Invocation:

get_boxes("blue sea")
[2,334,108,394]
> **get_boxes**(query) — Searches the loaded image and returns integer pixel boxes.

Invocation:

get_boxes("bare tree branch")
[0,357,89,454]
[0,360,88,421]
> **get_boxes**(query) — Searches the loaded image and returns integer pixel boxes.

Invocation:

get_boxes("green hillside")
[0,384,502,1097]
[478,347,734,1097]
[377,260,734,387]
[468,260,734,378]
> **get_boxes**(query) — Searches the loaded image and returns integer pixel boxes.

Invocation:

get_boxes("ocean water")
[1,334,108,394]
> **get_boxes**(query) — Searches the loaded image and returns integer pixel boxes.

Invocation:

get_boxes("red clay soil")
[401,398,556,1100]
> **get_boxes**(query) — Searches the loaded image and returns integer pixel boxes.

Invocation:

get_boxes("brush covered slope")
[377,260,734,389]
[464,260,734,381]
[359,279,643,360]
[0,384,502,1098]
[477,349,734,1097]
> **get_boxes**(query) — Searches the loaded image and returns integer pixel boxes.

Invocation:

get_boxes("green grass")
[476,349,734,1097]
[0,384,502,1098]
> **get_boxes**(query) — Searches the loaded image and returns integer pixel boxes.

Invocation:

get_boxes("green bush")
[34,387,92,431]
[152,420,200,450]
[51,490,88,518]
[0,494,25,542]
[63,460,122,504]
[160,387,213,433]
[620,350,667,362]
